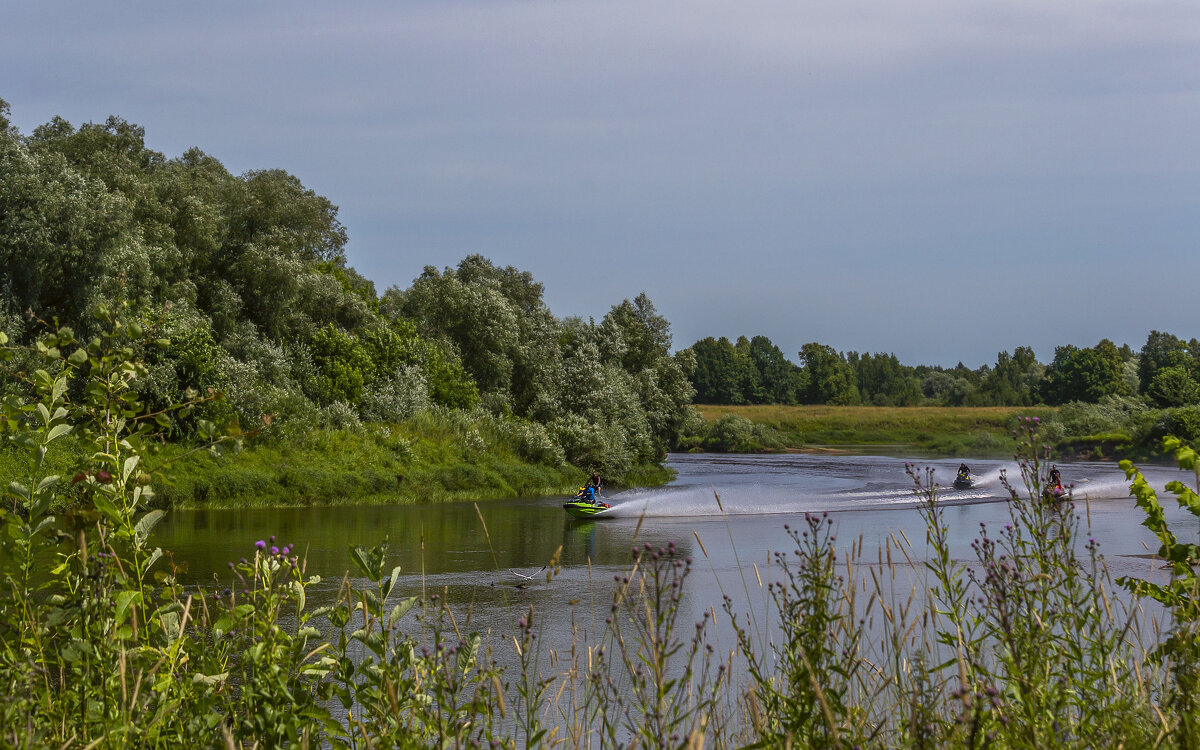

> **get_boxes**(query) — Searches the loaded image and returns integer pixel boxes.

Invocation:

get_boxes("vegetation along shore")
[7,103,1200,747]
[4,102,1200,510]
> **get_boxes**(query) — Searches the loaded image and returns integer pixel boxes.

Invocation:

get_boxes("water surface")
[156,453,1194,646]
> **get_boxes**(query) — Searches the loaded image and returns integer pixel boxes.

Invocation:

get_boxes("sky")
[4,0,1200,368]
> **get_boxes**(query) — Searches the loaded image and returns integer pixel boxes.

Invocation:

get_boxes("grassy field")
[693,404,1058,455]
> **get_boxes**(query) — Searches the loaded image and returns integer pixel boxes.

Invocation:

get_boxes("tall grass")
[149,412,673,508]
[6,316,1199,747]
[688,404,1057,455]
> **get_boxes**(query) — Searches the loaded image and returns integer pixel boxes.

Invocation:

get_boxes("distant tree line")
[0,101,693,475]
[684,333,1200,410]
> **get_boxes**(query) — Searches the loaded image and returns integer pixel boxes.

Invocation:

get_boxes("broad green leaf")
[389,596,418,626]
[35,475,61,493]
[115,590,143,626]
[161,611,181,643]
[144,547,163,573]
[192,672,229,687]
[349,545,374,580]
[123,455,141,482]
[292,580,306,613]
[52,376,68,402]
[457,632,481,675]
[382,564,403,600]
[45,424,72,443]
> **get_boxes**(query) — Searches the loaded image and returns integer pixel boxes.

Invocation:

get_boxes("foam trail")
[602,484,937,518]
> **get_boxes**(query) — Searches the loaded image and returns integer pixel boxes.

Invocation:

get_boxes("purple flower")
[281,546,290,556]
[255,540,266,550]
[270,546,279,555]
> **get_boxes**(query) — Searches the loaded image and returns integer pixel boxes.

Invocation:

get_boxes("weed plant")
[4,312,1200,747]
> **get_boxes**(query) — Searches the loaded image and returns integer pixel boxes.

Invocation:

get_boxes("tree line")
[0,101,693,477]
[685,332,1200,409]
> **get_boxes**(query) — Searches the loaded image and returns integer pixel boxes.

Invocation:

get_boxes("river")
[154,452,1194,660]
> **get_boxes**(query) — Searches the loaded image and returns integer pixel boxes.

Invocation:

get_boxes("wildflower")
[255,540,266,550]
[270,546,279,555]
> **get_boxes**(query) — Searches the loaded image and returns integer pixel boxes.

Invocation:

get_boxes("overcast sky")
[4,1,1199,367]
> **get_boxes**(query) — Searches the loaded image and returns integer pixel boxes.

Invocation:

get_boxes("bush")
[1152,406,1200,445]
[702,414,786,452]
[360,365,431,423]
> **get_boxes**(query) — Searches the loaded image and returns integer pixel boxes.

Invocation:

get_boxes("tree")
[978,347,1044,406]
[604,293,672,374]
[1138,331,1192,396]
[689,337,745,404]
[1041,339,1131,404]
[1147,365,1200,408]
[848,351,920,406]
[799,343,860,405]
[747,335,802,404]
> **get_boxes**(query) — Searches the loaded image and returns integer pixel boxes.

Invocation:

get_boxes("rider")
[582,483,598,504]
[587,471,602,497]
[1048,464,1062,490]
[957,463,971,480]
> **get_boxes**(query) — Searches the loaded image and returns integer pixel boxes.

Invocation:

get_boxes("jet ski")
[953,472,973,490]
[563,487,610,519]
[1044,484,1067,502]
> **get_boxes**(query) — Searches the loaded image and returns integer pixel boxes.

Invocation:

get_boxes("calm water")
[155,453,1195,649]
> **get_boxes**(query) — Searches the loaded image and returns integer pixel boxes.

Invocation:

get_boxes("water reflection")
[155,453,1189,663]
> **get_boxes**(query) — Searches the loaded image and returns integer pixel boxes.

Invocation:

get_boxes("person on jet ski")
[588,471,602,496]
[1048,464,1062,490]
[581,483,598,504]
[957,463,971,481]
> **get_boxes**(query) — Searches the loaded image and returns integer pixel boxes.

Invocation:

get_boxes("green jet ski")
[563,487,610,519]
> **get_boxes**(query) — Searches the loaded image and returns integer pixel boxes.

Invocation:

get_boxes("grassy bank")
[158,424,672,508]
[0,417,675,510]
[689,404,1058,455]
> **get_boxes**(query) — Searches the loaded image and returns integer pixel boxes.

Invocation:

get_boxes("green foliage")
[976,346,1043,406]
[1147,364,1200,408]
[1138,330,1197,397]
[1119,437,1200,743]
[689,336,750,404]
[308,324,375,406]
[687,414,786,453]
[1040,339,1132,405]
[1152,406,1200,446]
[728,513,867,747]
[847,350,921,406]
[0,102,692,476]
[799,342,860,405]
[0,317,1192,746]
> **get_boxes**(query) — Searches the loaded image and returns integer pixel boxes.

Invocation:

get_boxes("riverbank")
[159,422,681,508]
[153,425,674,509]
[687,404,1058,455]
[0,420,675,510]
